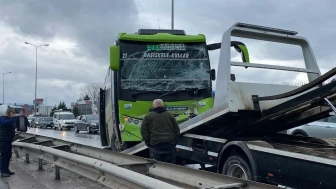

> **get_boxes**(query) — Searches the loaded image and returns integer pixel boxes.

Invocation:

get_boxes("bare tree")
[80,83,104,107]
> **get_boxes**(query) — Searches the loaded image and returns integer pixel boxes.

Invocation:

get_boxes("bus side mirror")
[109,45,120,71]
[231,41,250,64]
[211,69,216,81]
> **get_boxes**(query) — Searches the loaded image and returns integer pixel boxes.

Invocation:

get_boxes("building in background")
[1,101,52,116]
[25,104,35,115]
[31,98,52,116]
[36,105,53,116]
[4,103,34,115]
[71,100,98,115]
[33,98,44,112]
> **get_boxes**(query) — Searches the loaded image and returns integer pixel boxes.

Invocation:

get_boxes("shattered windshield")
[119,41,211,92]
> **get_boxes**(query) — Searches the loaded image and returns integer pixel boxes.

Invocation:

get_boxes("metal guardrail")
[13,142,178,189]
[13,132,280,189]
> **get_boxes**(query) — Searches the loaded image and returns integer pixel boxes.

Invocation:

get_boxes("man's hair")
[153,99,164,108]
[6,107,14,116]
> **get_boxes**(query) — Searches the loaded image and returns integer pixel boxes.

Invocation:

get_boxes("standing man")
[140,99,180,163]
[22,104,29,117]
[15,111,30,132]
[0,107,16,177]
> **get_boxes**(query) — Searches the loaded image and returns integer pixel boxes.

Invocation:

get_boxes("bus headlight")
[123,116,142,126]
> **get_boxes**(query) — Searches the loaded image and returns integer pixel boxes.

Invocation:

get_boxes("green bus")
[99,29,249,151]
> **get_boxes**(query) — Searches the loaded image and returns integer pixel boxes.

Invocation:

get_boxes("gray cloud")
[0,0,143,106]
[0,0,141,61]
[0,37,105,106]
[140,0,336,63]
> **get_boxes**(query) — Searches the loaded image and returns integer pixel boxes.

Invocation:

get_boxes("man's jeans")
[149,143,176,164]
[0,141,12,173]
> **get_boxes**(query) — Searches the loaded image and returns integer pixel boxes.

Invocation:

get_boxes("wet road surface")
[26,127,103,148]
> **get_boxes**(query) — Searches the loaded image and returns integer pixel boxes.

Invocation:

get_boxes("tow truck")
[100,23,336,189]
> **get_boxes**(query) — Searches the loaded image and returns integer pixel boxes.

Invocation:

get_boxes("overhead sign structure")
[33,98,44,105]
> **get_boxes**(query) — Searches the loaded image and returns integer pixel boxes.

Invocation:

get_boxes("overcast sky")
[0,0,335,107]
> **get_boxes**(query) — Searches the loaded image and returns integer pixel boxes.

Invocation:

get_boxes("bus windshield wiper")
[131,91,162,98]
[156,91,180,99]
[157,88,202,99]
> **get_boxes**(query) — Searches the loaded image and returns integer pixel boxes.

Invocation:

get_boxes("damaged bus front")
[99,29,249,151]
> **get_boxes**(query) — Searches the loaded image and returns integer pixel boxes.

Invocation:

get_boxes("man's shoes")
[1,173,10,177]
[8,171,14,175]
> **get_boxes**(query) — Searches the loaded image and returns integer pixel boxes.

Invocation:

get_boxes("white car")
[287,115,336,138]
[53,111,76,130]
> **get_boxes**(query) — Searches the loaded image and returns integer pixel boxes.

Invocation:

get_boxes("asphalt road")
[26,127,103,148]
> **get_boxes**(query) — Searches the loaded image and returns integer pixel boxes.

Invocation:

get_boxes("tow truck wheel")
[222,154,253,180]
[111,133,127,152]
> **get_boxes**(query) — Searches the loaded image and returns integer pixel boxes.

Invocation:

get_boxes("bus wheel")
[222,154,253,180]
[111,133,127,152]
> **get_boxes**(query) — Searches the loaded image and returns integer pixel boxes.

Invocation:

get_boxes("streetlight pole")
[171,0,174,29]
[25,42,49,115]
[45,97,47,116]
[1,72,11,104]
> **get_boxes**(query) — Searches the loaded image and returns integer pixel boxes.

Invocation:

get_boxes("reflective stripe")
[176,145,218,157]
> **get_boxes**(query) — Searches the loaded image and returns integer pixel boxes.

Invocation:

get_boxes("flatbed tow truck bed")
[121,23,336,189]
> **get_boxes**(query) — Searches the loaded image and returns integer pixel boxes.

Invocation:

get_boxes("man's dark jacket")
[0,116,16,142]
[140,107,180,146]
[14,116,30,132]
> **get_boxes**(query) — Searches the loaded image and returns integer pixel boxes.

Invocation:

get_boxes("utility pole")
[171,0,174,29]
[45,97,47,116]
[25,42,49,115]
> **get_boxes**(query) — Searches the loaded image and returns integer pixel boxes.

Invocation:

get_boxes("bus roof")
[118,32,206,43]
[138,29,186,35]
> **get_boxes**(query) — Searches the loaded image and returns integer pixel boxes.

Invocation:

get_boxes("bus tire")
[111,132,128,152]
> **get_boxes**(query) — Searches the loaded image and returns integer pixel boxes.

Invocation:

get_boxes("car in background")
[74,114,99,134]
[27,116,34,124]
[30,117,42,128]
[287,115,336,138]
[39,117,54,129]
[75,116,81,124]
[53,110,76,130]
